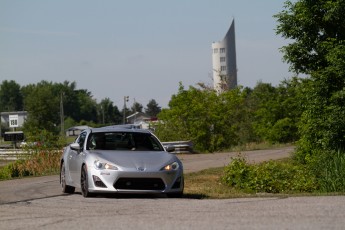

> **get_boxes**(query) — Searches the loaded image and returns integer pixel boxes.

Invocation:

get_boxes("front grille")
[114,178,165,190]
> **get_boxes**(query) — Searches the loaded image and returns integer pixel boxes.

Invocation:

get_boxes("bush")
[268,118,297,143]
[222,156,318,193]
[221,156,253,192]
[0,164,13,180]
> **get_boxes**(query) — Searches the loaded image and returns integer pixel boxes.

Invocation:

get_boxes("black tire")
[60,162,75,194]
[81,165,94,197]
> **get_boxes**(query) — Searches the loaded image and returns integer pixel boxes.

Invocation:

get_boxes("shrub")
[0,164,12,180]
[222,156,318,193]
[221,156,253,192]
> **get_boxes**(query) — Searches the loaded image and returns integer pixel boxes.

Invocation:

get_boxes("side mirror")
[70,143,81,151]
[165,145,175,153]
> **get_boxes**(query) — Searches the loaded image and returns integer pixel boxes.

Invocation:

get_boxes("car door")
[68,131,87,186]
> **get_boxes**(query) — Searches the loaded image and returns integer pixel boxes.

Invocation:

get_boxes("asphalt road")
[1,146,345,229]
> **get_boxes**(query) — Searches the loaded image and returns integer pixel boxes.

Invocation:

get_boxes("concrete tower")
[212,19,237,93]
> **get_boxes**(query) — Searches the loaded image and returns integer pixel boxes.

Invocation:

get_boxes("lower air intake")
[114,178,165,190]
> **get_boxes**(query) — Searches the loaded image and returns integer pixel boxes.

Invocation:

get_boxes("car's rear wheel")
[81,165,94,197]
[61,162,75,194]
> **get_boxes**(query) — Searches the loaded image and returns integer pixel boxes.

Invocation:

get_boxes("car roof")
[88,125,152,134]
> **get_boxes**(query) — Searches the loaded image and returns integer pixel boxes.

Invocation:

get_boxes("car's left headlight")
[94,160,118,170]
[161,162,179,171]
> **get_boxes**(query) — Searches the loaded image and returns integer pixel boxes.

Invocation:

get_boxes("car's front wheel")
[60,162,75,194]
[81,165,94,197]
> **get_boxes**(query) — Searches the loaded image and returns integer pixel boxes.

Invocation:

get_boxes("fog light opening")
[92,175,107,188]
[172,176,182,189]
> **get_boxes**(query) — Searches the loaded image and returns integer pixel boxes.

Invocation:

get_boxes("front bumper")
[87,167,184,194]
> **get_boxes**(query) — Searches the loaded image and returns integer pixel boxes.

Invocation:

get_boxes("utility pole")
[0,112,2,144]
[60,92,64,136]
[133,98,137,123]
[101,105,105,124]
[123,96,129,124]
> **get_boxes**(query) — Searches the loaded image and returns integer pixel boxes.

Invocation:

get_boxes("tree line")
[155,78,302,152]
[1,76,303,153]
[0,80,161,134]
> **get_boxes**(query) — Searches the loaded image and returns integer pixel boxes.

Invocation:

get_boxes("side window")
[148,135,164,151]
[76,132,87,149]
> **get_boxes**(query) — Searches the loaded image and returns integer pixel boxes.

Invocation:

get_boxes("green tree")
[145,99,161,117]
[55,81,80,123]
[64,117,77,130]
[156,82,247,152]
[270,77,303,143]
[245,79,302,144]
[156,83,196,144]
[275,0,345,75]
[275,0,345,161]
[22,81,60,133]
[99,98,122,125]
[76,89,98,123]
[234,87,258,144]
[0,80,23,111]
[130,101,143,114]
[215,87,248,149]
[21,80,99,134]
[249,82,279,142]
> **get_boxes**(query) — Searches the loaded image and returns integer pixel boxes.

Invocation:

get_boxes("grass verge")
[184,167,250,199]
[183,165,344,199]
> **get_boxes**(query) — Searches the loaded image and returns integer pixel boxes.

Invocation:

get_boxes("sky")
[0,0,294,108]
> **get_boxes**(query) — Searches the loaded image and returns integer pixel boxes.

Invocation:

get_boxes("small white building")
[65,126,91,137]
[126,112,156,130]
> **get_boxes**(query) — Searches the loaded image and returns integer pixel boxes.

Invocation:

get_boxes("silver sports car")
[60,126,184,198]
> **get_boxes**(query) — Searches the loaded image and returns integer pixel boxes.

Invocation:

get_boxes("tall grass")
[318,150,345,192]
[0,148,62,180]
[0,130,66,180]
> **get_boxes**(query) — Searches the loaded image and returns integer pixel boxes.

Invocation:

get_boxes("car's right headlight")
[161,161,180,171]
[94,160,118,170]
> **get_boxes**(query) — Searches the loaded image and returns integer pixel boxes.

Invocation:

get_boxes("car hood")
[90,150,177,170]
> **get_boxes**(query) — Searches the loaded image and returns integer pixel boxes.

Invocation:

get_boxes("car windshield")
[87,132,164,151]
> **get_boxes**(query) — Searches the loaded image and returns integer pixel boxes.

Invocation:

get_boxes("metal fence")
[162,141,194,154]
[0,149,30,161]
